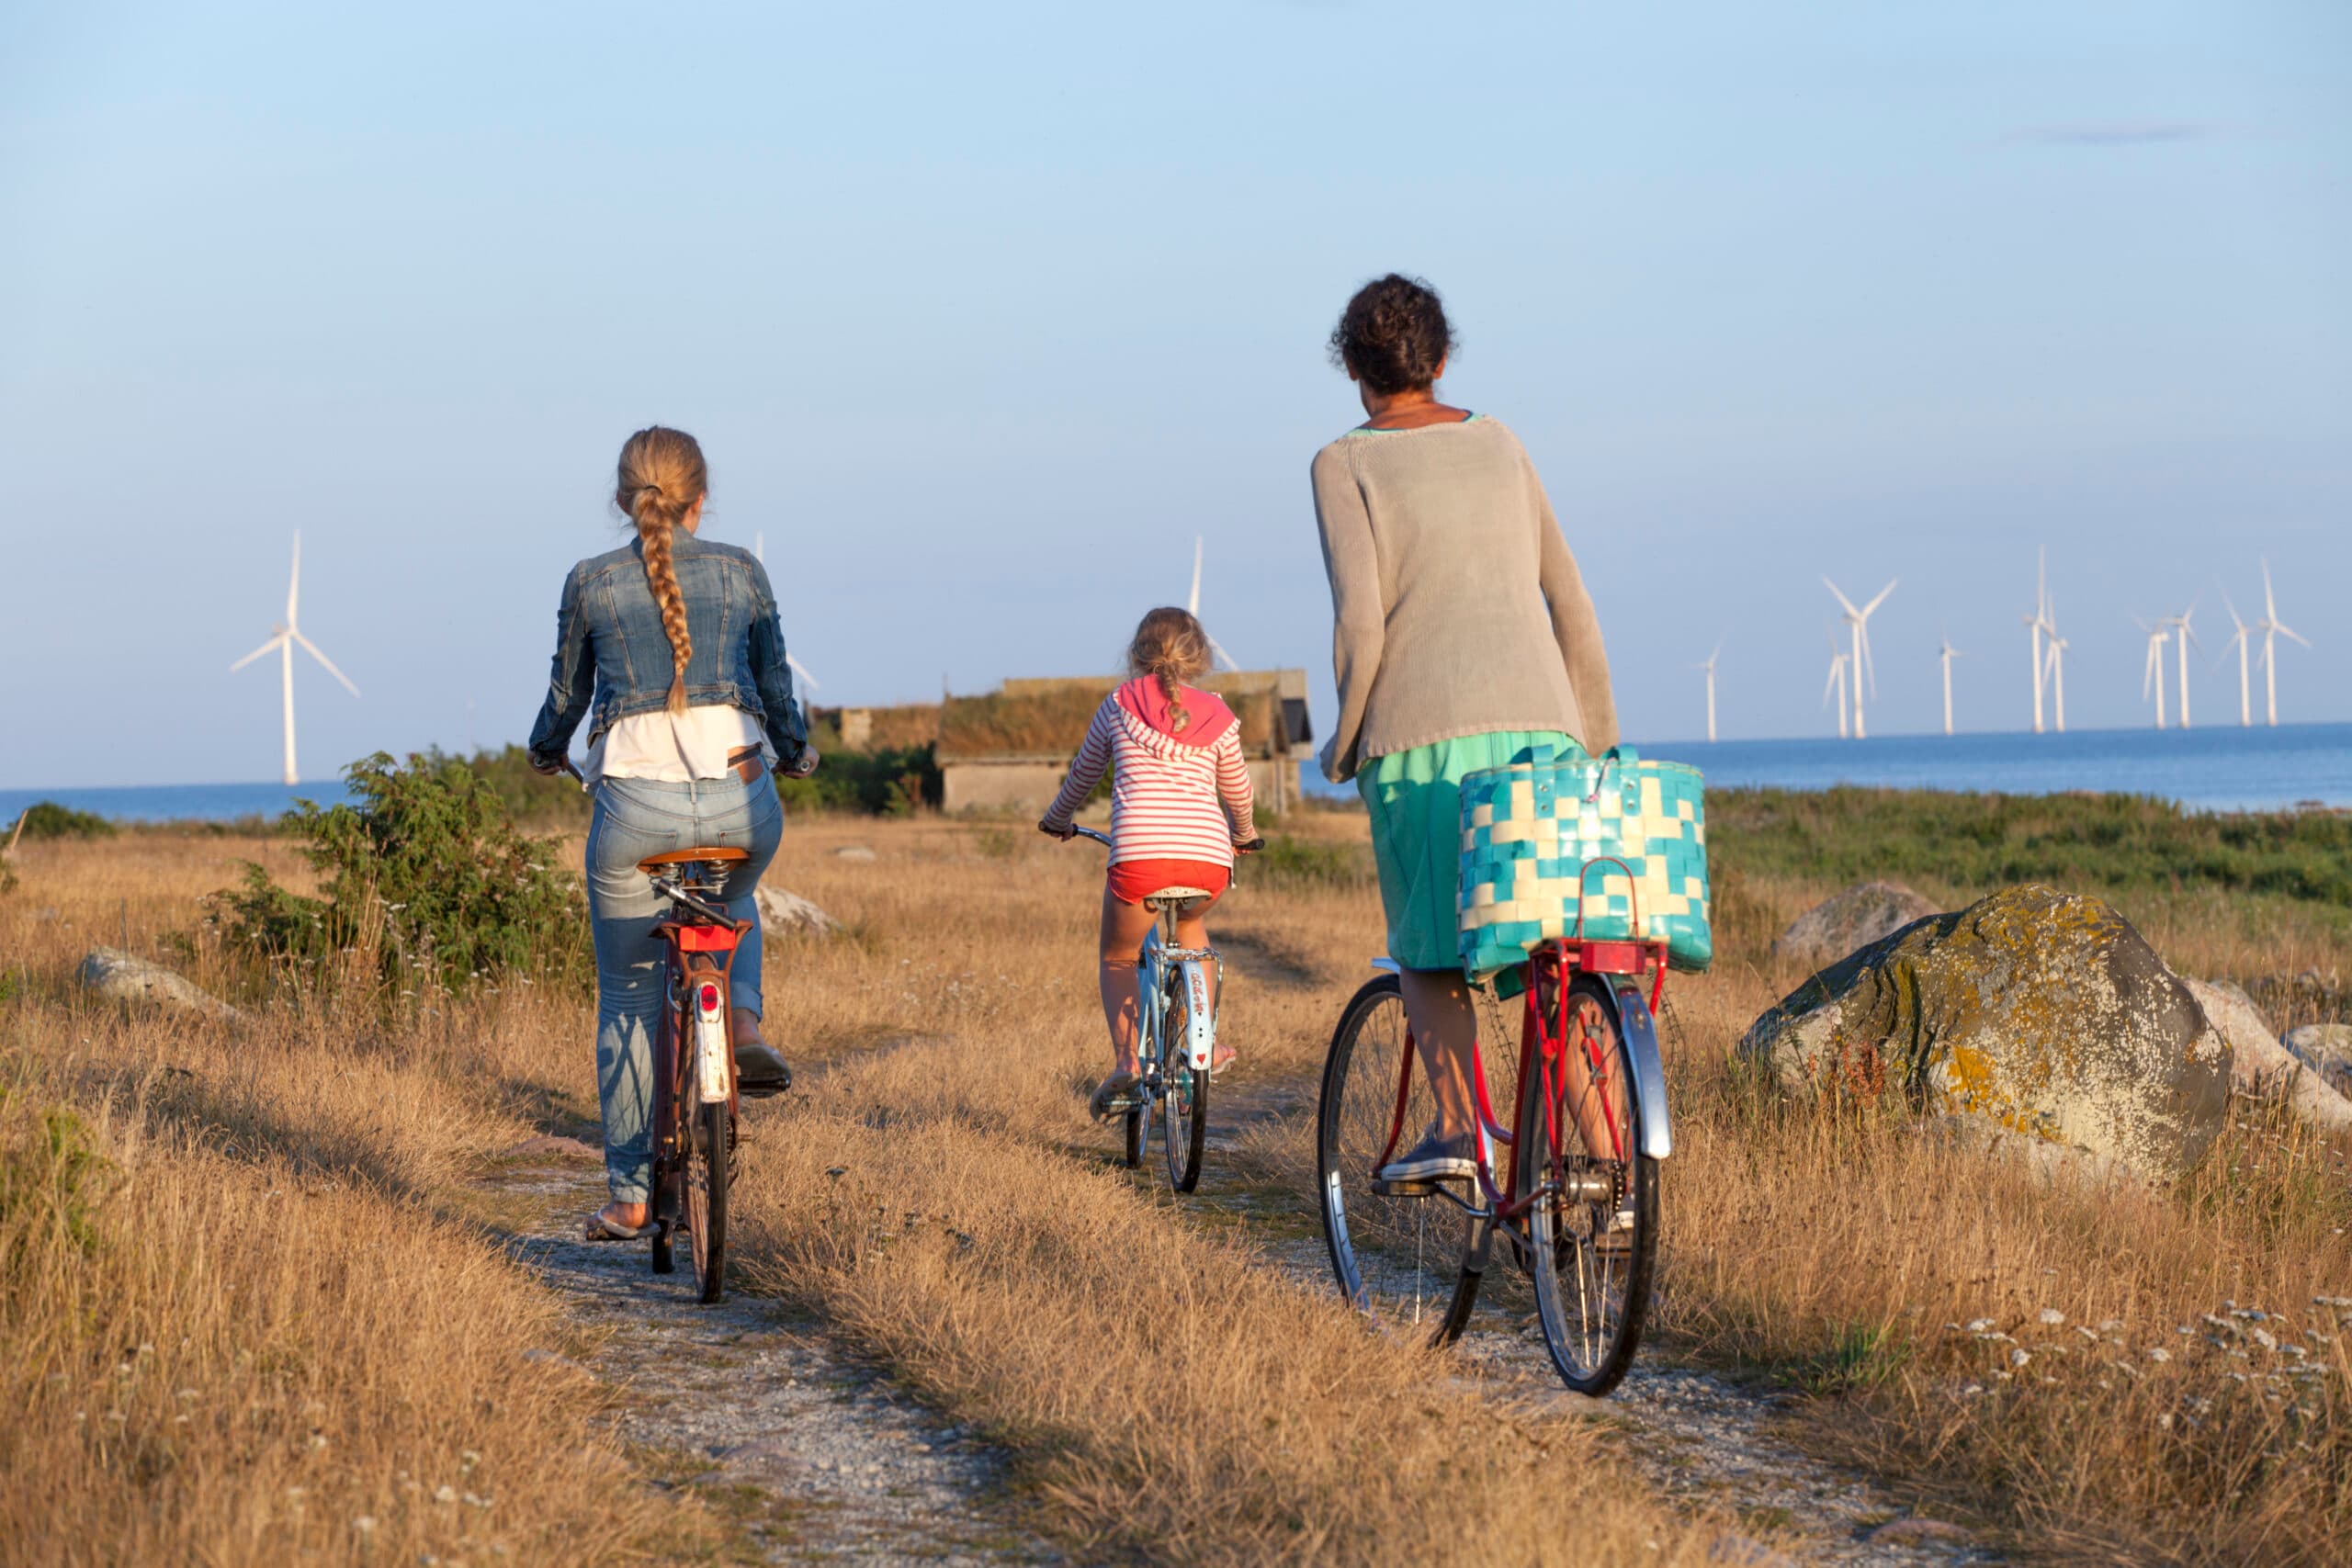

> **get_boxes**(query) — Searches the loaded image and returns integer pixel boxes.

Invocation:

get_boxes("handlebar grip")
[1236,837,1266,853]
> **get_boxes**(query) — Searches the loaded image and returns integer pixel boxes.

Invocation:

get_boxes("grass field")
[2,792,2346,1563]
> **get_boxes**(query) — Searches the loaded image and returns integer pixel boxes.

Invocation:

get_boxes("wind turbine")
[1694,639,1723,742]
[1823,578,1895,739]
[2158,602,2200,728]
[2254,558,2310,728]
[2221,591,2253,727]
[2138,619,2171,730]
[1188,536,1241,672]
[2023,548,2052,734]
[2041,601,2069,733]
[1822,645,1851,740]
[1938,636,1964,737]
[230,532,358,786]
[752,532,822,694]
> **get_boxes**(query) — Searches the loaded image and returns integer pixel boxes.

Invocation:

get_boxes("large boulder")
[754,885,840,939]
[2284,1024,2352,1099]
[76,947,241,1021]
[1771,881,1942,970]
[2185,979,2352,1134]
[1740,885,2233,1181]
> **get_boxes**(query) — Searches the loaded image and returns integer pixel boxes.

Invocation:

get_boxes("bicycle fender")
[692,973,731,1106]
[1175,957,1216,1071]
[1601,981,1673,1160]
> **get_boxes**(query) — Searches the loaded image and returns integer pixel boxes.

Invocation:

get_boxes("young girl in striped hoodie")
[1040,608,1259,1119]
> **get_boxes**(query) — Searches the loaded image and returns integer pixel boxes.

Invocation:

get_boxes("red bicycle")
[1315,862,1674,1395]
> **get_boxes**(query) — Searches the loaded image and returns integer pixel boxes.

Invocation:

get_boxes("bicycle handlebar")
[1058,824,1262,855]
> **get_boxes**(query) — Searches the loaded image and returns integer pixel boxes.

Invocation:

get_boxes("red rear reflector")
[699,983,720,1012]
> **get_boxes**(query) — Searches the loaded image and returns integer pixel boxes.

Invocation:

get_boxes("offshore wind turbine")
[2222,591,2253,727]
[2158,602,2199,728]
[2023,548,2052,733]
[1694,639,1723,743]
[1188,536,1242,671]
[752,532,822,694]
[1823,578,1894,739]
[2041,601,2070,733]
[2138,619,2172,730]
[1938,636,1964,737]
[230,532,358,786]
[2254,557,2310,727]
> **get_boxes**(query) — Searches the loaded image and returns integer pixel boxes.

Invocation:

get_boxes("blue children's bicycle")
[1069,825,1258,1191]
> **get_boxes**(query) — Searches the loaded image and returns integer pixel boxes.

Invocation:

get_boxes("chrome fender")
[1599,981,1674,1160]
[1174,957,1216,1071]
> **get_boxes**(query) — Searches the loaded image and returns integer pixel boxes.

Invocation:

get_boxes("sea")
[5,722,2349,825]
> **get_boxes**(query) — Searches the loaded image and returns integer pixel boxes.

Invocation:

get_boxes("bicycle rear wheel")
[1159,966,1208,1193]
[1517,974,1657,1395]
[1316,974,1480,1346]
[685,1097,729,1304]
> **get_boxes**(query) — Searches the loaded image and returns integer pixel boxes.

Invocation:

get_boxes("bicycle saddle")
[1144,886,1216,908]
[638,846,751,872]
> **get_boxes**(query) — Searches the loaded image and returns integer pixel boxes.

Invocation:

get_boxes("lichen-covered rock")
[1740,885,2232,1181]
[1771,881,1942,970]
[76,947,241,1021]
[2284,1024,2352,1098]
[2186,980,2352,1134]
[755,886,840,939]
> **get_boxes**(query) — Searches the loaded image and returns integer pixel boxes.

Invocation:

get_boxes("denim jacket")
[526,529,810,769]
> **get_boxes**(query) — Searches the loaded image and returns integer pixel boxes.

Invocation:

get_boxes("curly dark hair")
[1328,273,1454,396]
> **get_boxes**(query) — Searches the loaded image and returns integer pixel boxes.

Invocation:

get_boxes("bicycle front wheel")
[1517,974,1657,1395]
[686,1098,730,1304]
[1316,974,1480,1346]
[1159,967,1208,1193]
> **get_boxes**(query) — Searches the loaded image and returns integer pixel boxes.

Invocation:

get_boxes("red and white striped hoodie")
[1041,679,1258,865]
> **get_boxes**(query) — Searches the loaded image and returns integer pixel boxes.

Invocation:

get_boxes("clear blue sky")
[3,1,2346,788]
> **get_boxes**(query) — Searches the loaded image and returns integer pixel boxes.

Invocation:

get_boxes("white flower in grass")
[353,1517,377,1535]
[435,1484,458,1505]
[2037,1308,2064,1326]
[2008,1348,2031,1369]
[2146,1348,2171,1363]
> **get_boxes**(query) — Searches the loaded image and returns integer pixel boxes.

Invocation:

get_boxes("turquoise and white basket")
[1457,745,1712,977]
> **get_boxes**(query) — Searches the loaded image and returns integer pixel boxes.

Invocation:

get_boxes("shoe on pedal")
[1374,1125,1478,1189]
[1089,1070,1143,1122]
[735,1041,793,1096]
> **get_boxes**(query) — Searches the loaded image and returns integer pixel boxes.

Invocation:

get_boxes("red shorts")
[1107,858,1230,907]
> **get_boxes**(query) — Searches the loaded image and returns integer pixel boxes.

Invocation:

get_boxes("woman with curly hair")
[1311,274,1620,1186]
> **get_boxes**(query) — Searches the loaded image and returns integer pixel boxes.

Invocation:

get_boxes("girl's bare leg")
[1398,966,1479,1139]
[1098,885,1159,1077]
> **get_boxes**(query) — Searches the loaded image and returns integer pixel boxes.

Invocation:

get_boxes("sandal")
[1209,1040,1236,1078]
[1089,1071,1142,1122]
[582,1209,654,1242]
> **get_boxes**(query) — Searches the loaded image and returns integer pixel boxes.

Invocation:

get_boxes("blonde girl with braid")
[528,425,819,1243]
[1039,608,1261,1119]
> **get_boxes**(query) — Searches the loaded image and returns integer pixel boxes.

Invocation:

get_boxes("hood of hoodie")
[1114,676,1236,751]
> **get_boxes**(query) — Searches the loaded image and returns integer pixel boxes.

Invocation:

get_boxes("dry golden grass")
[5,808,2347,1564]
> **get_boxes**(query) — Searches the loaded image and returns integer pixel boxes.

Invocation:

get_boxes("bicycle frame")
[648,874,751,1174]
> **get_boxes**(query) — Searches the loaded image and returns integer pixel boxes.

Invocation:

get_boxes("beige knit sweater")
[1311,416,1619,783]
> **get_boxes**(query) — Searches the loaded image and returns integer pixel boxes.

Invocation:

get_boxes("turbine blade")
[2221,588,2243,632]
[2276,623,2312,649]
[786,653,820,692]
[290,629,360,695]
[230,633,288,671]
[1822,576,1860,617]
[1189,536,1204,616]
[1860,579,1898,617]
[1205,631,1241,673]
[287,531,301,626]
[2263,557,2277,621]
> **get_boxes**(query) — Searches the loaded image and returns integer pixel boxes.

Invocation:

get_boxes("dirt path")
[492,1157,1058,1566]
[1202,1077,2002,1568]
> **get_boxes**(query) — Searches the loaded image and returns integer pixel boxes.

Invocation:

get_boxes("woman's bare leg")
[1398,966,1479,1139]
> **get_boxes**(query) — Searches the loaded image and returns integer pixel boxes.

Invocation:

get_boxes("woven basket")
[1457,744,1712,977]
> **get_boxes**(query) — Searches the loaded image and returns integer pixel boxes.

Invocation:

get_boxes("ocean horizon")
[5,721,2347,825]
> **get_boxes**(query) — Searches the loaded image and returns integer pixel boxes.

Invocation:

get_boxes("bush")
[10,802,114,841]
[776,745,940,817]
[1250,834,1375,893]
[458,744,592,829]
[211,751,588,996]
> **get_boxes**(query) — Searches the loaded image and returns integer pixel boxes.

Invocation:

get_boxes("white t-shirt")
[584,704,766,786]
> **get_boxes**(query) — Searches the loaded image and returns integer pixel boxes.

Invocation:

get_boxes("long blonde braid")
[1126,607,1214,733]
[615,426,708,715]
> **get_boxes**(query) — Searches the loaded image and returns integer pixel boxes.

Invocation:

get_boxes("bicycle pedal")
[1370,1177,1440,1198]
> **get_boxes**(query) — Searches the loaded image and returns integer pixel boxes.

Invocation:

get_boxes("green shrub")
[458,744,593,829]
[10,802,115,840]
[775,745,940,817]
[1250,834,1375,893]
[211,751,588,996]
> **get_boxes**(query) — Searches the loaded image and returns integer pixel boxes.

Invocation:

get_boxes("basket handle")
[1570,855,1643,946]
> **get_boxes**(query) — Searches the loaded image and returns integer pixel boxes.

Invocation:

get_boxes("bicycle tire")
[650,1007,679,1275]
[1316,974,1480,1347]
[687,1099,729,1304]
[1517,973,1657,1395]
[1159,966,1208,1193]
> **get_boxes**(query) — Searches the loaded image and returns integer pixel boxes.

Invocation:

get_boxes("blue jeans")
[585,775,783,1203]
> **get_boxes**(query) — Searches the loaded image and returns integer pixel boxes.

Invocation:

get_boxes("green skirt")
[1358,730,1584,972]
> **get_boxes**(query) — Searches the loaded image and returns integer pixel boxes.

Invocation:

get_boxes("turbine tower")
[230,532,359,785]
[2041,596,2070,733]
[2253,558,2310,728]
[2138,620,2171,730]
[753,532,822,694]
[2158,602,2199,728]
[2023,548,2052,734]
[1938,636,1964,737]
[1823,578,1895,739]
[1822,646,1851,740]
[2222,591,2253,727]
[1188,536,1241,672]
[1694,639,1723,743]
